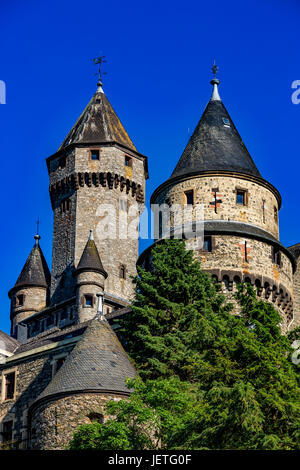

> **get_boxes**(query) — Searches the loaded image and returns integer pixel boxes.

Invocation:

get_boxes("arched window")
[223,275,230,291]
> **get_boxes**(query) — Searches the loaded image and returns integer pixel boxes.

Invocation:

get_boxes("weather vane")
[212,59,219,79]
[93,55,107,87]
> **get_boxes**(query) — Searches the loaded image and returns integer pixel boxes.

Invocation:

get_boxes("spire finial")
[34,217,41,245]
[89,229,94,241]
[210,59,221,101]
[93,55,107,89]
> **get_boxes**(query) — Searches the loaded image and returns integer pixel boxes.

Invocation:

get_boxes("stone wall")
[49,145,146,308]
[30,392,125,450]
[0,342,76,449]
[292,254,300,328]
[153,175,280,239]
[11,287,48,335]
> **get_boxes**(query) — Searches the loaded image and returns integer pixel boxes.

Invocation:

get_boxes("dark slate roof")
[170,98,261,180]
[0,330,20,354]
[14,322,90,355]
[58,87,136,152]
[35,316,136,403]
[288,243,300,260]
[76,237,108,278]
[8,238,50,298]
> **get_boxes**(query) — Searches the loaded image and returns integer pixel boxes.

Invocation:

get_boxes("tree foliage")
[69,239,300,450]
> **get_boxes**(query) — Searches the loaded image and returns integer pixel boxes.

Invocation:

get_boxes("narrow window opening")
[274,206,278,223]
[85,295,93,307]
[272,248,281,266]
[58,157,66,169]
[203,236,212,252]
[4,373,15,400]
[236,190,247,205]
[2,421,13,443]
[120,265,126,280]
[184,190,194,205]
[125,156,133,167]
[16,294,24,307]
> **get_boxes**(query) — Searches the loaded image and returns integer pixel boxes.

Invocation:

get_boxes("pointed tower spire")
[210,60,221,101]
[168,66,262,181]
[76,232,107,278]
[9,234,50,297]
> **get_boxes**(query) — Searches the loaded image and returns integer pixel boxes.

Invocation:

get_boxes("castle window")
[202,236,212,252]
[46,315,54,328]
[274,206,278,223]
[58,157,66,169]
[120,265,126,280]
[90,149,100,160]
[125,156,133,167]
[52,354,67,377]
[16,294,24,307]
[88,413,104,424]
[119,198,128,212]
[4,372,15,400]
[184,190,194,205]
[272,247,281,266]
[61,198,71,213]
[55,357,65,373]
[84,295,93,307]
[236,189,247,206]
[2,420,13,443]
[222,117,230,126]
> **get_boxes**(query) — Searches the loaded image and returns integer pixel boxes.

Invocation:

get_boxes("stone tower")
[46,82,148,311]
[8,235,50,336]
[145,69,297,330]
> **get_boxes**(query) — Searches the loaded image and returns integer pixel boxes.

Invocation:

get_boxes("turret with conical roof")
[75,230,108,323]
[8,235,50,335]
[147,64,295,330]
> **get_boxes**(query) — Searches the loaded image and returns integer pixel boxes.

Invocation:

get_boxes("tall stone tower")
[144,67,297,331]
[47,81,148,310]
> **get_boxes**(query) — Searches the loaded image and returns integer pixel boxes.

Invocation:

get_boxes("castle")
[0,68,299,450]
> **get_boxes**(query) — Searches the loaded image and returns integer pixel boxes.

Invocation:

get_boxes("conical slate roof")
[170,83,261,180]
[8,236,50,298]
[76,231,108,278]
[58,86,136,152]
[35,316,137,403]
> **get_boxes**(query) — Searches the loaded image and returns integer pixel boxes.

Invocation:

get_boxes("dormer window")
[90,149,100,161]
[222,117,230,127]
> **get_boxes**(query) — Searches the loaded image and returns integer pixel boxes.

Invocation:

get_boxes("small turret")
[8,235,50,335]
[74,230,108,323]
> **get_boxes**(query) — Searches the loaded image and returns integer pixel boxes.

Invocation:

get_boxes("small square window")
[125,156,133,167]
[4,373,15,400]
[236,190,247,205]
[203,236,212,252]
[184,190,194,205]
[91,150,100,160]
[85,295,93,307]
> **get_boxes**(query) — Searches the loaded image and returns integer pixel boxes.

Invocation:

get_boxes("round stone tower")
[75,230,108,323]
[8,235,50,336]
[143,67,296,331]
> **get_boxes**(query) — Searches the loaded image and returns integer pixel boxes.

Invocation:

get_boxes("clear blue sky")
[0,0,299,334]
